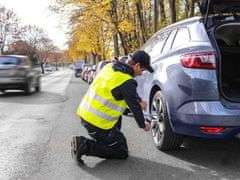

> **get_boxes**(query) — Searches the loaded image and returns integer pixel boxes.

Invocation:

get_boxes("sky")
[1,0,68,50]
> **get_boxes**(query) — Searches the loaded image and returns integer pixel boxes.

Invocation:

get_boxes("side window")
[172,28,190,49]
[23,58,31,66]
[150,31,170,59]
[144,40,153,54]
[161,29,177,54]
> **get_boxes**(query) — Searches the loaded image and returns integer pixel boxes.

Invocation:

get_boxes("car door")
[136,30,171,111]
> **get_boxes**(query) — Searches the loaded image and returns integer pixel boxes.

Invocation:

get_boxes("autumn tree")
[8,40,31,54]
[19,25,57,73]
[48,50,63,70]
[38,37,58,73]
[51,0,137,59]
[51,0,202,61]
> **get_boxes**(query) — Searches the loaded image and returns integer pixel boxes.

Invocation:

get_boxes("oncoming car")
[136,0,240,151]
[0,55,41,95]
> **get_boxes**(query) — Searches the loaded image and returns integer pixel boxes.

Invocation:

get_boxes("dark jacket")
[111,62,145,128]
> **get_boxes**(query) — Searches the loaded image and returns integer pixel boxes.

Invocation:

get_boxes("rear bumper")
[0,77,26,90]
[172,101,240,138]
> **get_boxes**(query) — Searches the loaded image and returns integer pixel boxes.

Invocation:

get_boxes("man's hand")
[143,122,151,131]
[139,100,147,111]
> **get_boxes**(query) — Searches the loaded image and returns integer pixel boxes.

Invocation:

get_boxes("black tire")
[24,79,33,95]
[150,90,184,151]
[36,78,41,92]
[75,72,81,78]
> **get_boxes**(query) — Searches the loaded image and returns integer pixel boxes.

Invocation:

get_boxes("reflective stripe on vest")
[87,89,125,113]
[76,63,132,129]
[81,102,118,121]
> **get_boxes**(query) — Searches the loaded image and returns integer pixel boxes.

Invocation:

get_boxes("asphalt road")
[1,69,240,180]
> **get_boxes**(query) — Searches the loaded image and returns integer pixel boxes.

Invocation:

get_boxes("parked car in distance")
[0,55,41,95]
[136,0,240,151]
[44,64,55,72]
[93,60,111,79]
[87,65,97,84]
[81,64,91,81]
[74,60,85,77]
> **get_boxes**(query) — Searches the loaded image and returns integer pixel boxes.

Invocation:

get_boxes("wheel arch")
[149,81,175,132]
[149,80,162,111]
[149,85,161,111]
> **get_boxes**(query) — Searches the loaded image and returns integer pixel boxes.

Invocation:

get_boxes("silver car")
[136,0,240,151]
[0,55,41,95]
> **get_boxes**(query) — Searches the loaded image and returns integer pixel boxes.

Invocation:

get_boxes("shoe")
[71,137,78,161]
[71,136,88,165]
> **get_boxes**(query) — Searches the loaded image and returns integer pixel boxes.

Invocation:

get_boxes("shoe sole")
[71,136,78,160]
[70,136,85,165]
[71,147,84,165]
[71,146,75,159]
[71,136,78,152]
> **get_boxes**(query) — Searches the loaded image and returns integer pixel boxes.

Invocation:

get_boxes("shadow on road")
[166,137,240,179]
[78,138,240,180]
[80,155,220,180]
[0,91,67,104]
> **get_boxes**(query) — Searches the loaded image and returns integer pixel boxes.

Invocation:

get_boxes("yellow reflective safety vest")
[76,63,133,130]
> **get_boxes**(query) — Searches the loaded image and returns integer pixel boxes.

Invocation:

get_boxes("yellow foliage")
[118,20,135,33]
[58,0,146,59]
[67,13,113,60]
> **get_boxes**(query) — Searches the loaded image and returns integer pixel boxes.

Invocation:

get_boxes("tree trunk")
[113,34,119,57]
[55,61,58,70]
[159,0,166,27]
[169,0,176,24]
[0,37,5,54]
[118,31,128,55]
[148,1,152,35]
[135,0,147,44]
[84,52,87,63]
[40,62,45,74]
[154,0,159,32]
[91,52,97,65]
[184,0,190,18]
[111,0,129,56]
[0,46,3,54]
[190,0,195,17]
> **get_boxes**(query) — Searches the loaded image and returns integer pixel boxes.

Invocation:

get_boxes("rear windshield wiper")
[1,62,15,65]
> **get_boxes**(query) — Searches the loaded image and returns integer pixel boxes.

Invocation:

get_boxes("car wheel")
[150,90,184,151]
[36,78,41,92]
[24,79,34,95]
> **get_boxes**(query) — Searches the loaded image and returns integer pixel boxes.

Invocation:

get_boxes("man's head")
[126,50,153,76]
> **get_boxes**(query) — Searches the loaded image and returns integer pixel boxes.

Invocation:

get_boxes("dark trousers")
[81,117,128,159]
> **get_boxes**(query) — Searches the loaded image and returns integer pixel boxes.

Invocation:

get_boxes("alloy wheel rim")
[151,94,165,145]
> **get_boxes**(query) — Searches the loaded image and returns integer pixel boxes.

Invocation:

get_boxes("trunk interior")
[215,23,240,101]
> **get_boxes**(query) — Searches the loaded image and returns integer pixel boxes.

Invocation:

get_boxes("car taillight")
[180,52,216,69]
[200,126,225,133]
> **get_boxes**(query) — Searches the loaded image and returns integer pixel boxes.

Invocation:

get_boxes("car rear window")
[0,57,21,65]
[172,28,190,49]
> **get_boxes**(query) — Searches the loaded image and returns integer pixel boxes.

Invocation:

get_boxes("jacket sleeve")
[118,79,146,128]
